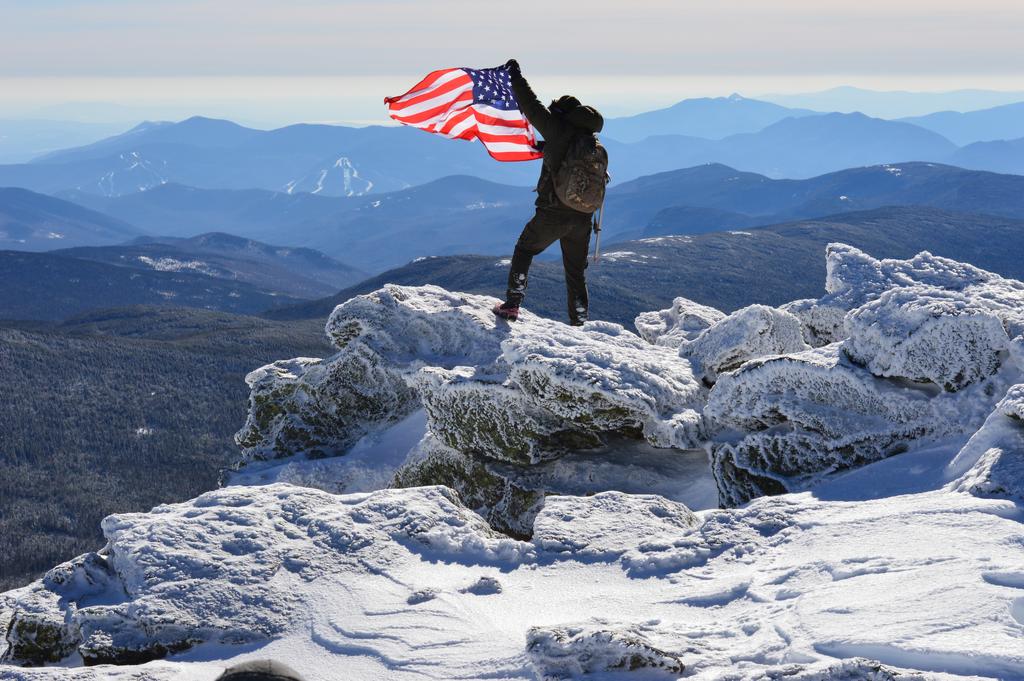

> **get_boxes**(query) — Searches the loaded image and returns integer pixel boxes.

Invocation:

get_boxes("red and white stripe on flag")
[384,67,543,162]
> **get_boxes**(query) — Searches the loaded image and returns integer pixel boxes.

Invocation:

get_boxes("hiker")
[493,59,608,326]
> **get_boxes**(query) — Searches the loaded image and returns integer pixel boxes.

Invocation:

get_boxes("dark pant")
[505,207,592,325]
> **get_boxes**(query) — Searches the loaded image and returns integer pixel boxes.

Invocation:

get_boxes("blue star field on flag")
[465,67,520,111]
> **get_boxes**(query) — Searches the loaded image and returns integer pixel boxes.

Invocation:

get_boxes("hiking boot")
[493,302,520,322]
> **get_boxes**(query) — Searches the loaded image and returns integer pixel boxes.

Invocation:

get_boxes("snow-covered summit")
[4,244,1024,679]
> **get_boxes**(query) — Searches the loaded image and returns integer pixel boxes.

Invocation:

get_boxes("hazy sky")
[2,0,1023,125]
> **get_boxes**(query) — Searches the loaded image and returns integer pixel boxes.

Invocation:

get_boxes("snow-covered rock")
[843,287,1010,391]
[325,284,512,364]
[948,384,1024,501]
[681,304,810,383]
[705,344,1018,506]
[392,434,718,537]
[502,320,707,449]
[634,296,726,348]
[234,351,416,460]
[795,243,1024,346]
[236,285,707,522]
[235,285,516,464]
[414,366,577,466]
[12,245,1024,681]
[703,245,1024,505]
[392,434,546,537]
[1012,335,1024,371]
[526,623,684,680]
[5,476,1024,680]
[533,491,699,559]
[0,485,528,667]
[781,298,848,347]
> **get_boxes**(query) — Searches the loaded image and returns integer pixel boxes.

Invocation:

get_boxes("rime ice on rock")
[634,296,726,348]
[533,491,699,559]
[704,245,1024,505]
[526,623,684,680]
[781,298,848,347]
[324,284,513,365]
[235,351,416,460]
[793,243,1024,346]
[236,285,709,528]
[236,249,1024,514]
[0,485,529,666]
[500,320,707,449]
[393,434,546,537]
[681,304,810,383]
[843,287,1010,391]
[948,384,1024,501]
[706,344,1019,506]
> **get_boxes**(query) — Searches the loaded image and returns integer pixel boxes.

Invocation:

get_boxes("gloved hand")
[504,59,521,77]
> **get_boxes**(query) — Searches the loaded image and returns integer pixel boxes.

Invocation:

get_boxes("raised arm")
[505,59,556,141]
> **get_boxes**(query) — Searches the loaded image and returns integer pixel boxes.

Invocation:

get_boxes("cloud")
[1,0,1022,77]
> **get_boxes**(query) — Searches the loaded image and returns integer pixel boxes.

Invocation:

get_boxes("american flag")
[384,66,543,162]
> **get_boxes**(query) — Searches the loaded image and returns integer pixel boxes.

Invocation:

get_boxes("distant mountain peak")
[125,120,172,134]
[179,114,235,124]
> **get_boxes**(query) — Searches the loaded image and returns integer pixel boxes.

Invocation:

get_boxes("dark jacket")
[510,73,604,213]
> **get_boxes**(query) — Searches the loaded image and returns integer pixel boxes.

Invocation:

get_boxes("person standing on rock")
[493,59,609,327]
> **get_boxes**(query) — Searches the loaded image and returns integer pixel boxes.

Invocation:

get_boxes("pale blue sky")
[2,0,1022,125]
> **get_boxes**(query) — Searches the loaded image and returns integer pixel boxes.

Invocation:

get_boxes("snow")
[532,491,699,559]
[947,384,1024,501]
[634,296,726,348]
[285,157,372,197]
[681,304,809,382]
[6,247,1024,680]
[136,255,216,276]
[637,236,693,244]
[228,410,428,494]
[822,243,1024,338]
[4,458,1023,679]
[599,251,637,261]
[705,342,1020,505]
[844,287,1010,391]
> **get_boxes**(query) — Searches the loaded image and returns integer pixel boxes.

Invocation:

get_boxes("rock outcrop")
[680,304,810,383]
[843,287,1011,392]
[948,384,1024,501]
[705,344,1017,505]
[5,481,1021,679]
[634,296,726,348]
[8,242,1024,679]
[707,246,1024,505]
[235,284,709,531]
[790,243,1024,346]
[233,247,1024,512]
[526,624,684,680]
[235,351,417,460]
[1,485,528,666]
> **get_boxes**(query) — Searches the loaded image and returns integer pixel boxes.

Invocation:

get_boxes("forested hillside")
[0,307,330,590]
